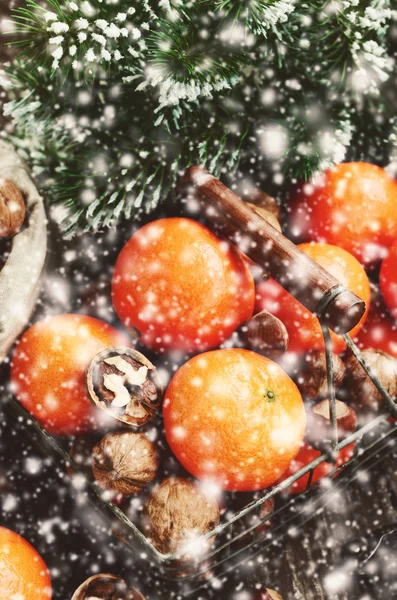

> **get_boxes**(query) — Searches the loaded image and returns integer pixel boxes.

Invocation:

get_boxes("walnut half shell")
[86,346,163,427]
[71,573,146,600]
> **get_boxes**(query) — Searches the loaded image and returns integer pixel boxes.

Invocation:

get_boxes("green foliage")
[210,0,295,36]
[3,0,396,236]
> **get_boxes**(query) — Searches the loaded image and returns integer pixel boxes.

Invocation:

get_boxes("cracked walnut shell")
[71,573,146,599]
[86,346,162,427]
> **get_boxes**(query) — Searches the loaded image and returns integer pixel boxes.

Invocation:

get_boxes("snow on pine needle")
[10,0,151,75]
[212,0,296,37]
[134,10,247,114]
[316,0,393,94]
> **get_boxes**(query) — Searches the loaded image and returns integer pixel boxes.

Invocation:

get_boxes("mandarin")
[11,314,129,435]
[0,527,52,599]
[281,441,355,494]
[289,162,397,266]
[256,243,370,354]
[163,348,305,492]
[112,218,255,352]
[354,284,397,359]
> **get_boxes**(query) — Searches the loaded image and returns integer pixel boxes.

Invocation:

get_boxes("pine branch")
[10,0,152,77]
[210,0,295,36]
[311,0,393,92]
[137,12,246,112]
[282,109,354,182]
[3,0,397,236]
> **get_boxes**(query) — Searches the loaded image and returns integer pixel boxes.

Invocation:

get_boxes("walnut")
[86,346,162,427]
[71,574,146,600]
[143,477,220,555]
[345,349,397,412]
[0,178,26,238]
[296,350,345,400]
[92,431,158,496]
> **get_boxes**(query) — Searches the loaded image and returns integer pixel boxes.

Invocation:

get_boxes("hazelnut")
[238,184,280,220]
[143,477,220,555]
[246,202,282,232]
[345,349,397,412]
[0,178,26,238]
[255,497,275,538]
[92,431,158,496]
[86,346,162,427]
[71,573,146,599]
[296,350,345,400]
[242,309,288,358]
[306,399,357,450]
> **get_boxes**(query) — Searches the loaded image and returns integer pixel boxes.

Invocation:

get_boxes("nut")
[86,346,162,427]
[296,350,345,400]
[345,349,397,412]
[92,431,158,496]
[246,202,282,232]
[255,589,283,600]
[306,399,357,450]
[0,178,26,238]
[256,497,275,537]
[71,573,146,599]
[143,477,220,555]
[242,309,288,358]
[237,183,280,220]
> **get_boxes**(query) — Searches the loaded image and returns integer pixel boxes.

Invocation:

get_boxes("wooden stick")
[183,166,366,335]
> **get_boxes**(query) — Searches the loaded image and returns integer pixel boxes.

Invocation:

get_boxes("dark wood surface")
[1,7,397,600]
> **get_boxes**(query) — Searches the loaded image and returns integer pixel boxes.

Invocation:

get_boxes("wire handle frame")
[320,322,339,461]
[320,321,397,466]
